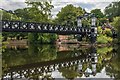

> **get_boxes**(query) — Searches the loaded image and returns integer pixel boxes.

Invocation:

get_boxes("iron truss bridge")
[1,20,91,35]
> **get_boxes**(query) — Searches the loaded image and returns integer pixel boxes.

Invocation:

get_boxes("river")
[2,44,120,79]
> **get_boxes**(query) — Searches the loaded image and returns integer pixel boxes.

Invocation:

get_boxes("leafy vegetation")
[97,34,112,44]
[97,47,113,54]
[97,27,113,44]
[0,10,21,21]
[55,4,84,26]
[105,1,120,21]
[91,9,104,18]
[111,17,120,42]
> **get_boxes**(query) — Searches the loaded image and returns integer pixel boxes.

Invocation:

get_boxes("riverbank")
[3,39,113,49]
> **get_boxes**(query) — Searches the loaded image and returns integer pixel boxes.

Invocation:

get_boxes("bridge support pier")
[90,33,97,44]
[90,14,97,44]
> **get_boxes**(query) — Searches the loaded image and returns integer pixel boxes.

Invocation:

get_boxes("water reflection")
[2,44,120,79]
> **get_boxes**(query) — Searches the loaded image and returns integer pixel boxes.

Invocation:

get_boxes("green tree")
[14,8,31,21]
[111,17,120,42]
[1,10,21,21]
[25,1,53,22]
[91,9,104,18]
[56,4,84,26]
[105,1,120,21]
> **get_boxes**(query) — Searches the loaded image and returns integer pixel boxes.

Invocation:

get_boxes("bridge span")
[2,20,91,35]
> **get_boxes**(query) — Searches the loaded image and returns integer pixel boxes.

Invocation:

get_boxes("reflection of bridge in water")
[2,49,97,79]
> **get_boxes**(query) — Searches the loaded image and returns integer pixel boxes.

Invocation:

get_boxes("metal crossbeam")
[2,20,91,35]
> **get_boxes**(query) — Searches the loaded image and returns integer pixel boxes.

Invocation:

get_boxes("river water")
[2,44,120,79]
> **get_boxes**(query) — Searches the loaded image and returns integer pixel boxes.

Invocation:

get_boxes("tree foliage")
[91,9,104,18]
[1,10,21,21]
[56,4,84,26]
[97,27,113,44]
[111,17,120,42]
[24,1,54,22]
[105,1,120,21]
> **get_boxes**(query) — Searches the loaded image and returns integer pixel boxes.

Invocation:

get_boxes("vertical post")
[76,16,83,41]
[77,16,82,27]
[90,46,97,76]
[90,14,97,44]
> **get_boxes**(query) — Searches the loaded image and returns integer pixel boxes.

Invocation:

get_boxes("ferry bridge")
[1,12,117,43]
[1,13,98,43]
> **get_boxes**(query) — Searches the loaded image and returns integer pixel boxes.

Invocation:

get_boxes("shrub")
[111,17,120,42]
[97,34,113,44]
[104,28,112,37]
[97,26,113,44]
[111,17,120,30]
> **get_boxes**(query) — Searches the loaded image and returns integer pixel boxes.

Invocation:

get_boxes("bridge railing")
[2,20,91,35]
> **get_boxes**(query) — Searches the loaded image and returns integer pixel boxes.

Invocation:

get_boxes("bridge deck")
[2,20,91,35]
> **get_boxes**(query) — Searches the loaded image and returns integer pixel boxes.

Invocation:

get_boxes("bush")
[28,33,57,44]
[97,26,113,44]
[111,17,120,42]
[97,34,113,44]
[104,28,112,37]
[97,47,113,54]
[111,17,120,30]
